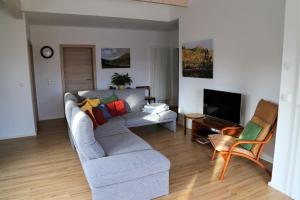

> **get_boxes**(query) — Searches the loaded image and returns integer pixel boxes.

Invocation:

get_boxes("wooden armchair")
[208,99,278,180]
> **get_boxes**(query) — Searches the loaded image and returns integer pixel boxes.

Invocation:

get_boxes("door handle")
[86,79,92,80]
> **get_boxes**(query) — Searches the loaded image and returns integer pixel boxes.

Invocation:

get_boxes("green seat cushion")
[239,121,263,150]
[100,94,118,104]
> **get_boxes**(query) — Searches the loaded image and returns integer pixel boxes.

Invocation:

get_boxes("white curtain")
[150,47,171,103]
[170,48,179,106]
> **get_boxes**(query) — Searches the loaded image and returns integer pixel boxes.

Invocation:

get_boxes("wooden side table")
[184,113,204,135]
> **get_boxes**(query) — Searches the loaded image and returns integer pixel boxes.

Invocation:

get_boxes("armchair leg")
[219,153,232,180]
[211,150,217,161]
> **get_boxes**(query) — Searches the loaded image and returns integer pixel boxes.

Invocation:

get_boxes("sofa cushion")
[114,100,127,115]
[96,132,152,156]
[78,90,114,99]
[157,110,177,121]
[114,89,146,112]
[96,104,112,119]
[100,94,118,104]
[82,150,170,188]
[80,101,96,118]
[106,101,118,117]
[65,100,77,125]
[64,92,78,103]
[122,112,160,127]
[85,110,99,129]
[92,108,107,125]
[107,116,126,124]
[94,122,130,139]
[71,107,105,160]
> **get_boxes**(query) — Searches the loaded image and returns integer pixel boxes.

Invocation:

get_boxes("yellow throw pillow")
[80,101,95,118]
[86,98,100,107]
[78,98,100,107]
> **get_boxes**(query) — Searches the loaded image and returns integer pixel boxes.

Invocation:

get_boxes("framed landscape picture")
[182,39,213,78]
[101,48,130,68]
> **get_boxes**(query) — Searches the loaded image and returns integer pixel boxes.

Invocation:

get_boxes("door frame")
[60,44,97,94]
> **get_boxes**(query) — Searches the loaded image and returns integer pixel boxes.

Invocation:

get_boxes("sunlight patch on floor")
[179,173,199,200]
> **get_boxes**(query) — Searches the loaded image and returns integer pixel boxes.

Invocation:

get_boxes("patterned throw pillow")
[238,121,263,150]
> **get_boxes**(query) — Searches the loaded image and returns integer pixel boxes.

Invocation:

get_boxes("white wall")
[30,25,170,120]
[21,0,171,22]
[0,5,36,139]
[270,0,300,199]
[170,0,285,161]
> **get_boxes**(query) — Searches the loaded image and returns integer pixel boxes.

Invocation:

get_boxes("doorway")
[150,47,179,110]
[60,45,96,93]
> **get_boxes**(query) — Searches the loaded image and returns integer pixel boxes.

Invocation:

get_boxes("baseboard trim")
[0,132,36,140]
[260,153,273,163]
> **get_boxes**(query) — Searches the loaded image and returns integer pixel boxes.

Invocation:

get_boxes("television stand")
[191,116,242,145]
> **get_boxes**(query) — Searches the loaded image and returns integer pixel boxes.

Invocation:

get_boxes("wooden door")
[61,45,96,93]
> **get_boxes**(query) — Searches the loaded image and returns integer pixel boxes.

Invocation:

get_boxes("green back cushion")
[239,121,263,150]
[100,94,118,104]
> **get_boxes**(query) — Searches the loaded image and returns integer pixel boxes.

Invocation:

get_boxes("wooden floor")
[0,119,290,200]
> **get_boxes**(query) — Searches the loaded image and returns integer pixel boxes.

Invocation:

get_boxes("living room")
[0,0,299,200]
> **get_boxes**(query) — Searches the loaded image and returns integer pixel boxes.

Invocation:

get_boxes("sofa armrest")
[82,150,170,189]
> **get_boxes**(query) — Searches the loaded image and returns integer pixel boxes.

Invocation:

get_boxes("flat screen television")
[203,89,242,124]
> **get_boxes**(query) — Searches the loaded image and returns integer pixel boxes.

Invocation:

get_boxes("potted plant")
[111,73,133,90]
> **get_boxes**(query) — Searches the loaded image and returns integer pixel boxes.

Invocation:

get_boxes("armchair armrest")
[221,126,244,137]
[228,139,269,154]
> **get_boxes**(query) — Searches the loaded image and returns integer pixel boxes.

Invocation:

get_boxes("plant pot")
[117,85,125,90]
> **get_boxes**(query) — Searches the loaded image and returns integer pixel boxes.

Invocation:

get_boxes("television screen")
[203,89,241,124]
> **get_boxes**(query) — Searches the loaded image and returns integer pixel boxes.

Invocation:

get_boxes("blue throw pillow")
[97,104,112,119]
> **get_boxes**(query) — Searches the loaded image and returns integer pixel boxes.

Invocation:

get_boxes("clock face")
[40,46,54,59]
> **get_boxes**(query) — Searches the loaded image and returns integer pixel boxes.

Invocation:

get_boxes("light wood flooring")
[0,119,290,200]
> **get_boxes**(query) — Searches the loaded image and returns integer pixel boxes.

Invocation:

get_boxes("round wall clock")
[40,46,54,59]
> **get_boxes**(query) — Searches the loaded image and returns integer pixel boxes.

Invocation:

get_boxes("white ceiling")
[26,12,178,31]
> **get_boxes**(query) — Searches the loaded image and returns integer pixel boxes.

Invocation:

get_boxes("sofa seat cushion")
[96,132,152,156]
[82,150,170,188]
[122,112,160,127]
[157,110,177,121]
[114,89,146,112]
[94,122,131,139]
[78,90,114,99]
[107,116,126,124]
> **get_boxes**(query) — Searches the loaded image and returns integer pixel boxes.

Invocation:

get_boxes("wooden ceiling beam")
[134,0,188,7]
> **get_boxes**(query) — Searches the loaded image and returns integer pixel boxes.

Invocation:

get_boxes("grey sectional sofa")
[64,89,177,200]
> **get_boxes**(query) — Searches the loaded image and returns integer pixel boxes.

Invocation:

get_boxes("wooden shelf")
[191,117,242,143]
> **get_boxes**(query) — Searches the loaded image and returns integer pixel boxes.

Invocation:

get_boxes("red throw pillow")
[85,110,98,129]
[114,100,127,115]
[92,108,107,125]
[106,101,118,117]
